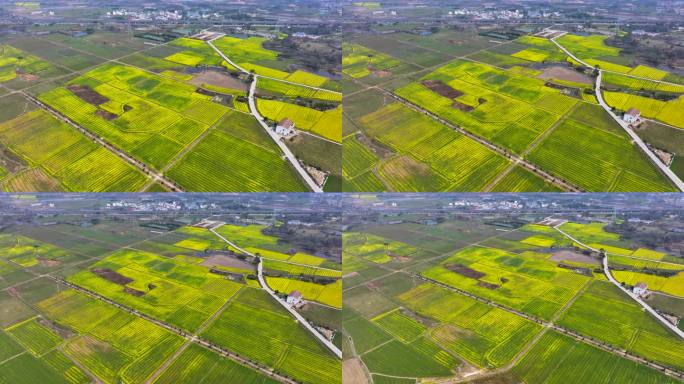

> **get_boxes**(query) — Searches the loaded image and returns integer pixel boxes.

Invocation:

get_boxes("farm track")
[553,222,684,340]
[47,275,299,384]
[208,224,343,359]
[550,35,684,192]
[20,91,183,192]
[206,37,325,192]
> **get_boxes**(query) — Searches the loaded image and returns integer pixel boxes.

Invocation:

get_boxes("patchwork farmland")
[342,196,684,383]
[0,194,342,384]
[0,28,341,191]
[342,25,680,192]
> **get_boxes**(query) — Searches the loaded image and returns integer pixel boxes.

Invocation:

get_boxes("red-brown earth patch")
[67,85,109,105]
[422,80,464,98]
[92,268,133,285]
[446,263,486,279]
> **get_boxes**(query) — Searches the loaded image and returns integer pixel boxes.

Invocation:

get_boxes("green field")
[66,247,244,331]
[167,111,308,192]
[528,116,675,191]
[422,246,590,320]
[513,331,680,384]
[558,280,684,370]
[153,343,279,384]
[201,288,341,384]
[0,110,149,191]
[257,99,341,142]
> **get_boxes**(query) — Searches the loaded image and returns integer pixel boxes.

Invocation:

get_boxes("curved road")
[553,222,684,339]
[206,37,323,192]
[550,35,684,191]
[209,226,343,358]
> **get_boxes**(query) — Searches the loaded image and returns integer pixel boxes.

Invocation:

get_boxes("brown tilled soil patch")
[67,85,109,105]
[550,250,599,265]
[477,281,500,290]
[422,80,464,98]
[124,287,145,297]
[92,268,133,285]
[366,281,381,290]
[17,73,39,81]
[95,109,118,120]
[452,100,474,111]
[38,257,60,267]
[343,358,369,384]
[392,255,410,263]
[446,263,486,279]
[538,66,592,85]
[343,271,360,279]
[189,70,248,91]
[371,69,391,78]
[202,254,253,270]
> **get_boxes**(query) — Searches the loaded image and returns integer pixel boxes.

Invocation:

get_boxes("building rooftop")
[278,118,294,129]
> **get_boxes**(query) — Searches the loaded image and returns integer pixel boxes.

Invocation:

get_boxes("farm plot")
[256,99,341,142]
[0,44,63,88]
[0,233,87,274]
[344,232,420,265]
[166,111,307,192]
[513,331,679,384]
[603,91,684,129]
[65,248,244,332]
[489,166,562,192]
[213,224,334,267]
[557,280,684,371]
[257,77,341,102]
[265,277,341,308]
[430,301,542,368]
[167,38,223,67]
[342,135,379,178]
[0,110,149,192]
[44,32,149,60]
[556,34,621,61]
[200,288,341,384]
[343,43,417,81]
[528,118,675,191]
[356,102,511,191]
[37,63,229,171]
[393,59,573,155]
[0,351,89,384]
[153,343,279,384]
[610,270,684,298]
[6,318,61,357]
[422,246,590,320]
[5,36,104,72]
[36,289,187,384]
[352,35,453,68]
[602,72,684,93]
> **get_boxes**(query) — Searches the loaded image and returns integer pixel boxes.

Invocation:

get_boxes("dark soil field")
[538,66,592,85]
[67,85,109,105]
[189,70,248,91]
[551,250,600,265]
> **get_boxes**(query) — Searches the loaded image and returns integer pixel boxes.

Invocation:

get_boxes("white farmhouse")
[623,108,641,125]
[275,118,295,136]
[286,290,302,306]
[632,282,648,296]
